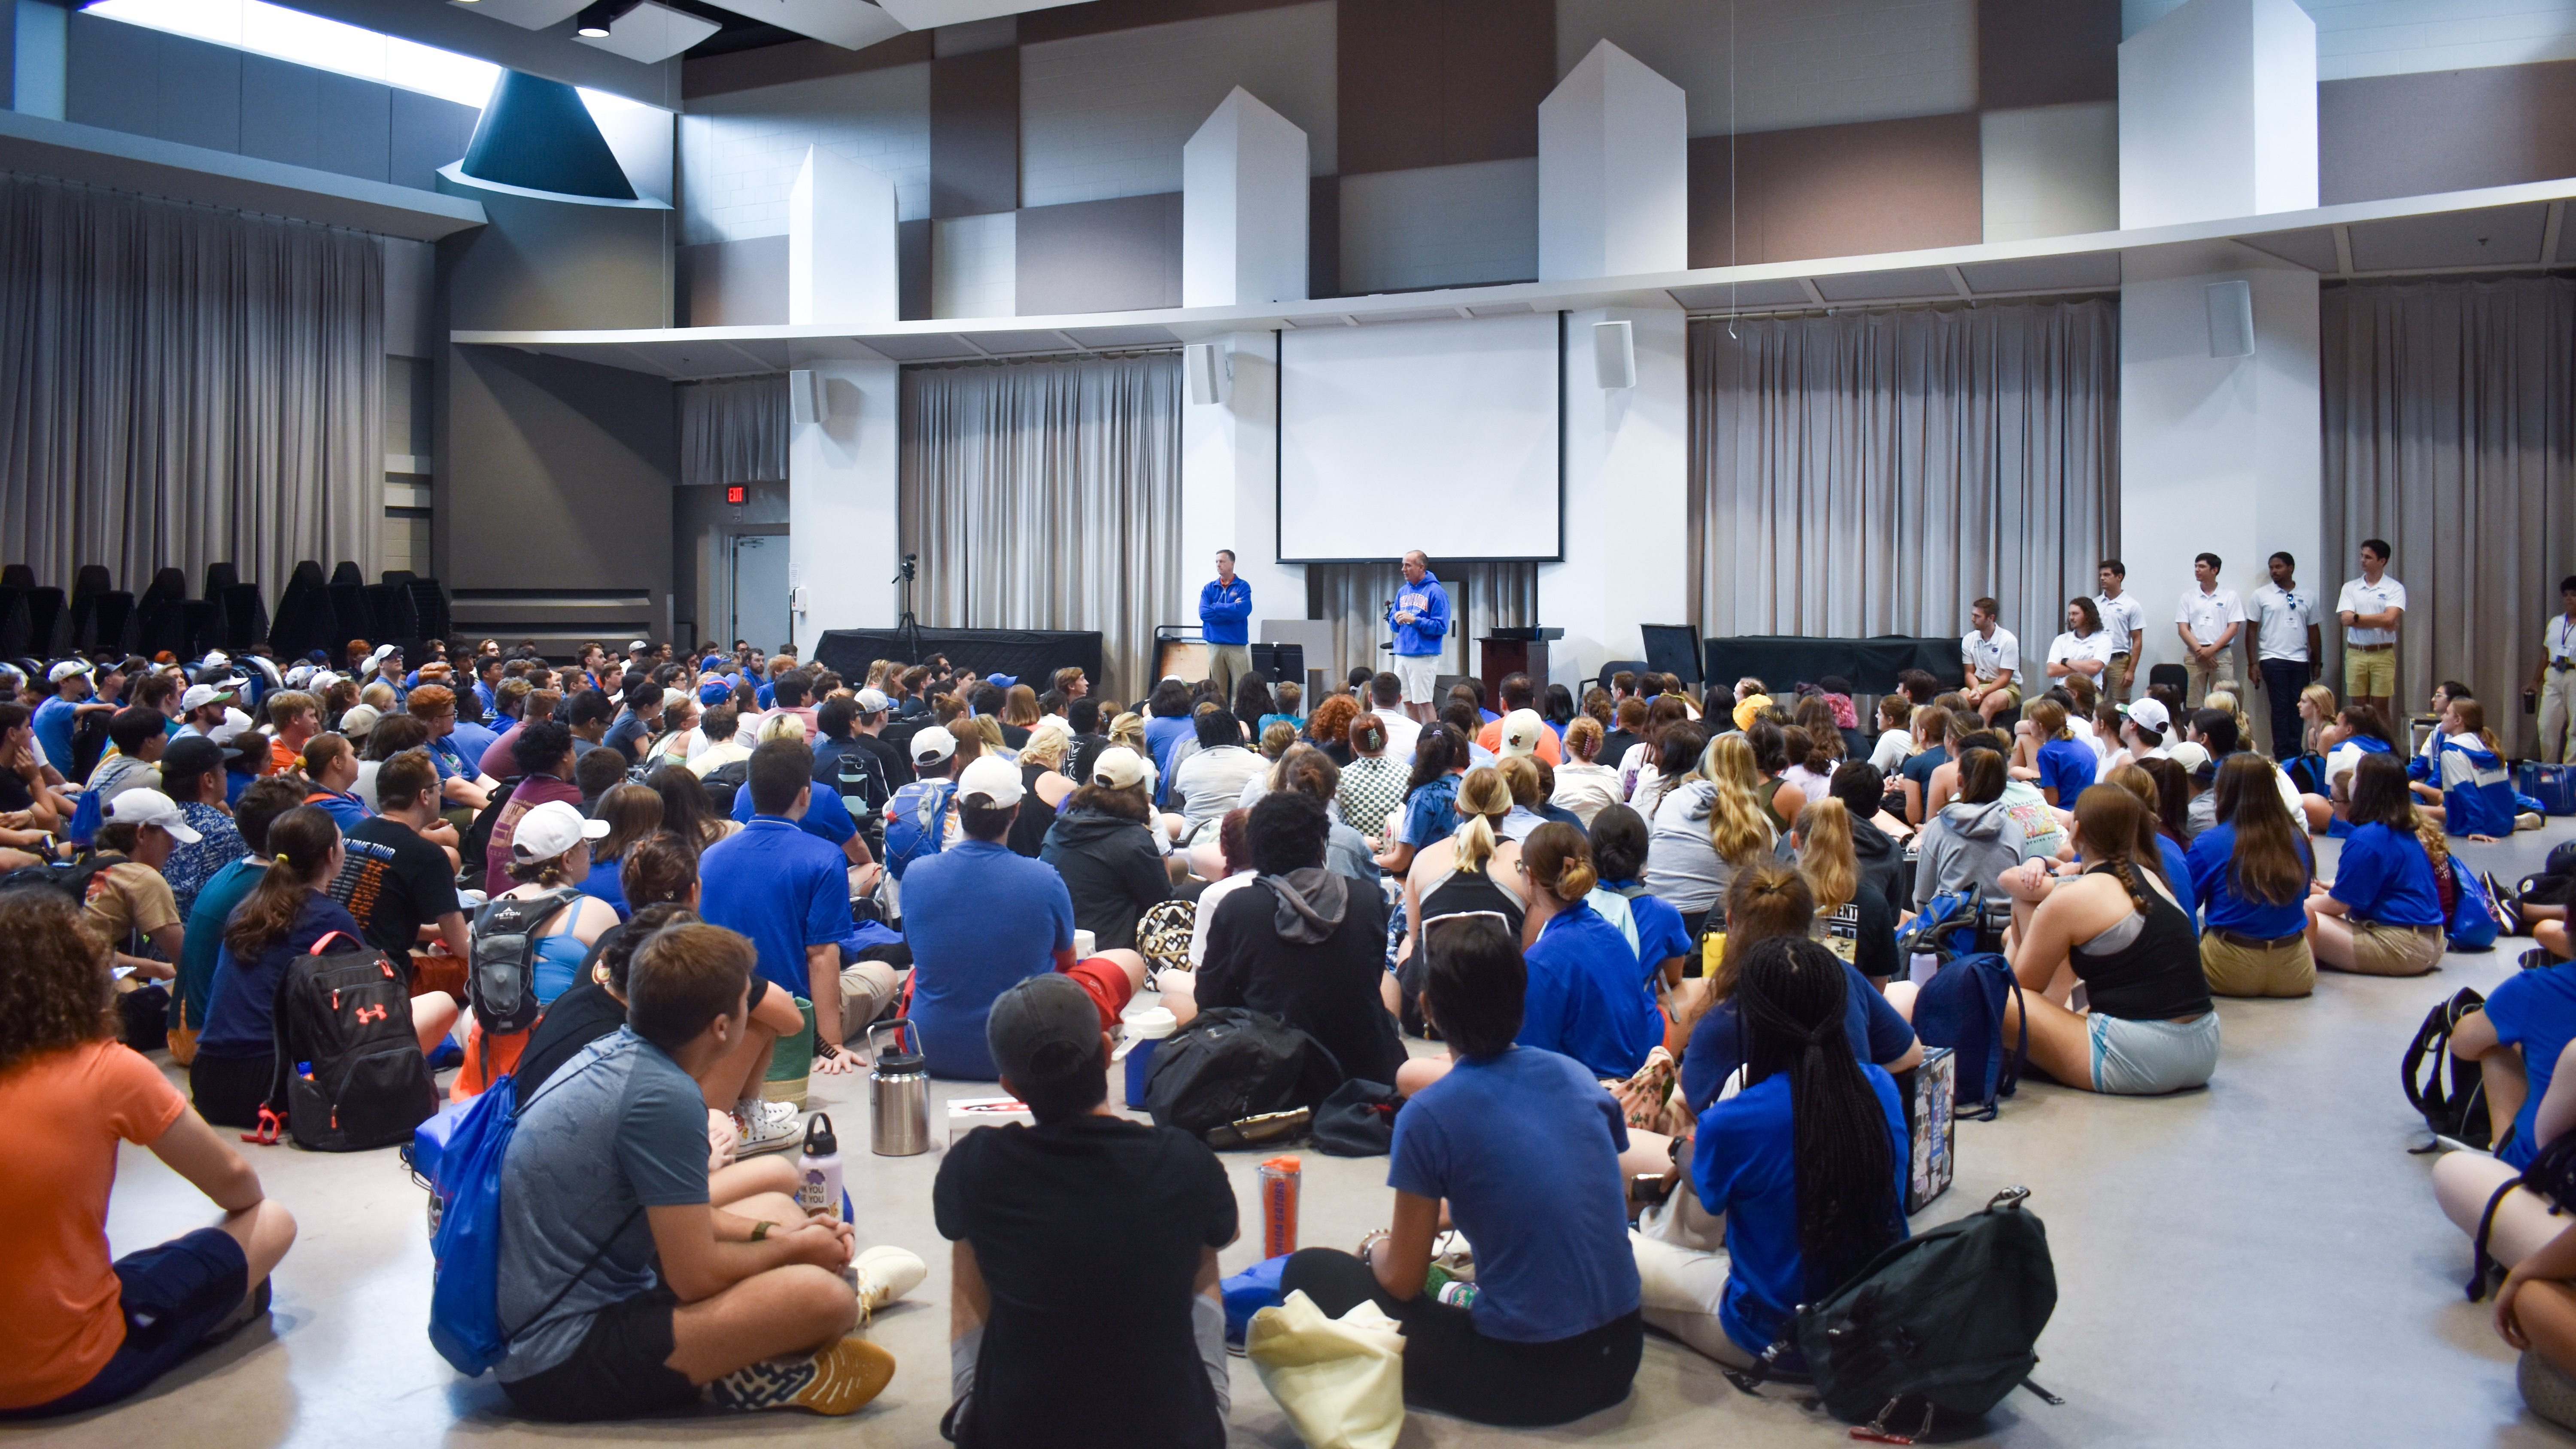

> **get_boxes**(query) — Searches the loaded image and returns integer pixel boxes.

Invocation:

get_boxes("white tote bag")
[1246,1289,1407,1449]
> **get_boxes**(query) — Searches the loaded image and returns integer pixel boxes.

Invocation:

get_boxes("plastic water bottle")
[796,1113,843,1222]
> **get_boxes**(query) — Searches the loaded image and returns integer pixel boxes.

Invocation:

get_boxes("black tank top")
[1419,866,1525,938]
[1005,762,1060,859]
[2072,863,2212,1021]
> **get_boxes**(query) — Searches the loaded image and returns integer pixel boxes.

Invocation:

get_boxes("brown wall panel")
[931,46,1019,218]
[2321,61,2576,204]
[1440,0,1552,166]
[1309,174,1341,298]
[1338,0,1446,174]
[1687,113,1983,267]
[683,31,932,100]
[900,218,933,321]
[1021,0,1312,44]
[1338,0,1551,176]
[1014,192,1184,314]
[1978,0,2117,109]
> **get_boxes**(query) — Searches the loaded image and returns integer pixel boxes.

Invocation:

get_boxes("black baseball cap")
[161,734,236,776]
[985,974,1103,1087]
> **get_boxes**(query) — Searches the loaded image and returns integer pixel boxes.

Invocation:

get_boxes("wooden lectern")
[1479,628,1564,705]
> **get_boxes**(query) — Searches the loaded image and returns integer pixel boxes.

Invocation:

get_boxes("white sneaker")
[848,1245,927,1318]
[734,1098,804,1156]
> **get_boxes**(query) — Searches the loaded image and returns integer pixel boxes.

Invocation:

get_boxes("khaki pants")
[1207,643,1252,700]
[2541,667,2576,765]
[2184,652,2239,711]
[836,957,908,1044]
[2345,920,2444,977]
[2200,929,2314,998]
[2107,651,2134,705]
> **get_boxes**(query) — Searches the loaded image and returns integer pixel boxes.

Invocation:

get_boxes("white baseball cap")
[911,725,957,766]
[1499,708,1546,758]
[627,639,650,653]
[108,788,202,844]
[179,681,237,712]
[283,665,315,687]
[1091,745,1148,790]
[2121,699,2172,735]
[2166,741,2212,775]
[365,644,398,670]
[511,799,609,862]
[956,753,1025,808]
[855,687,890,713]
[47,659,92,683]
[338,703,381,740]
[209,706,253,745]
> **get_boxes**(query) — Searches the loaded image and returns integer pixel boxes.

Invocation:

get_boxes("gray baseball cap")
[985,974,1104,1089]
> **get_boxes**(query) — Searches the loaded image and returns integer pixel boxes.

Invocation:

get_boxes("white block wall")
[1981,102,2120,243]
[1340,158,1540,295]
[1019,0,1335,208]
[931,212,1017,319]
[1556,0,1975,138]
[2126,0,2576,79]
[677,63,930,245]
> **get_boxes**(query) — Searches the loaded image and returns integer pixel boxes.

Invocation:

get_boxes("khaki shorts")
[1973,678,2022,710]
[2345,920,2442,976]
[2346,646,2396,699]
[2200,929,2314,998]
[1394,653,1440,705]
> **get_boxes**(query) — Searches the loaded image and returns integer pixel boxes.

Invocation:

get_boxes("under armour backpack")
[1909,951,2026,1119]
[468,888,583,1037]
[1143,1008,1343,1139]
[260,931,439,1151]
[882,779,954,881]
[2403,986,2493,1154]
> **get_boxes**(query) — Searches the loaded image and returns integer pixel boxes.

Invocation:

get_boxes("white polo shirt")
[1963,626,2019,683]
[2545,613,2576,666]
[2175,586,2246,648]
[2047,630,2115,675]
[2338,574,2406,646]
[2093,590,2146,655]
[2248,582,2321,662]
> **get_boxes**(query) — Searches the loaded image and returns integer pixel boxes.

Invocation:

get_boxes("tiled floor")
[11,819,2576,1449]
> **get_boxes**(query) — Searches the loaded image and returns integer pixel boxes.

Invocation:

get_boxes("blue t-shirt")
[2486,964,2576,1170]
[1682,962,1917,1114]
[424,731,477,783]
[1519,904,1658,1079]
[449,718,501,769]
[1628,892,1693,975]
[197,892,364,1057]
[1399,775,1462,851]
[1693,1067,1909,1356]
[697,817,853,1001]
[1388,1047,1638,1342]
[579,855,631,921]
[32,695,80,774]
[2186,822,2309,938]
[731,780,856,844]
[303,787,371,833]
[2035,737,2096,802]
[2328,821,2443,927]
[1143,716,1195,802]
[903,840,1075,1079]
[2153,834,2196,919]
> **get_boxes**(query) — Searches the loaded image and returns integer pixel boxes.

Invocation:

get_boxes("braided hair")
[1734,935,1902,1302]
[2070,783,2167,915]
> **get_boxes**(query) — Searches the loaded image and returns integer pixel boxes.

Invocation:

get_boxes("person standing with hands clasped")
[2531,574,2576,766]
[2339,538,2405,722]
[1387,551,1453,725]
[2249,552,2323,762]
[2176,553,2246,710]
[1198,550,1253,702]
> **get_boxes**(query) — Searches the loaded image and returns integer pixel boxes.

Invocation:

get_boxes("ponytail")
[1736,936,1902,1301]
[1522,822,1598,905]
[225,806,340,959]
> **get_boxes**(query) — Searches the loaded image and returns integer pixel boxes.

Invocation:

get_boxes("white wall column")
[1181,331,1301,670]
[787,352,901,651]
[1182,88,1309,307]
[1541,304,1688,695]
[1538,41,1687,280]
[2117,241,2320,713]
[788,146,899,325]
[2118,0,2316,229]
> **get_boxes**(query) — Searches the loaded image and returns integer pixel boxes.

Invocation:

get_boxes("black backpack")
[1739,1186,2061,1437]
[1143,1008,1342,1139]
[468,888,584,1037]
[259,931,439,1151]
[2402,987,2492,1154]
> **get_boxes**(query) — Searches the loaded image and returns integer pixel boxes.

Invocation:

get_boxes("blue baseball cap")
[699,678,732,705]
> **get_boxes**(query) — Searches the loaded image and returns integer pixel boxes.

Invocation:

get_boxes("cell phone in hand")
[1629,1173,1675,1207]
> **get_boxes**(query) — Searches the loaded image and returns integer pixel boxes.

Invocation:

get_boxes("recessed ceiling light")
[574,0,638,36]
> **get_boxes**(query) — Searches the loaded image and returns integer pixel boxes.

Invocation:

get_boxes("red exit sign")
[726,485,746,504]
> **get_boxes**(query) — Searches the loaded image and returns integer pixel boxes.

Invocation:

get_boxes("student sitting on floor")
[450,801,624,1100]
[2302,753,2447,977]
[0,884,298,1419]
[1634,935,1910,1369]
[1911,746,2029,912]
[2189,753,2317,998]
[187,806,460,1128]
[1279,912,1645,1427]
[1985,786,2218,1096]
[491,922,897,1422]
[2436,1027,2576,1283]
[2102,762,2197,919]
[1795,798,1899,986]
[936,973,1238,1449]
[171,776,309,1064]
[1686,865,1921,1114]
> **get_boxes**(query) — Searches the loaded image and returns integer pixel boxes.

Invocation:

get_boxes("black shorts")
[2,1228,248,1419]
[189,1052,273,1129]
[498,1286,696,1422]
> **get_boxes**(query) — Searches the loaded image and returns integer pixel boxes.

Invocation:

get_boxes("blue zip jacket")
[1200,577,1253,647]
[1385,572,1452,657]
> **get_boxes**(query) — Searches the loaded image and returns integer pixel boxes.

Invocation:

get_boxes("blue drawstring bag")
[1222,1255,1291,1347]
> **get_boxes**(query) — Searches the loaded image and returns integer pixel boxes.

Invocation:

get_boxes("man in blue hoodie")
[1385,550,1452,723]
[1199,549,1253,699]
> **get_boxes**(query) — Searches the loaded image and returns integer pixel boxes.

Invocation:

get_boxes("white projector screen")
[1276,312,1562,562]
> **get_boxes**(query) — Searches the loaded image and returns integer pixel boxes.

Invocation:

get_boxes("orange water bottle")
[1258,1156,1301,1259]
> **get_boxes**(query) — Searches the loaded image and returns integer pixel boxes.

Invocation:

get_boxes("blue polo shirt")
[2187,822,2310,938]
[901,839,1074,1079]
[1518,904,1658,1079]
[2328,821,2443,927]
[731,781,856,845]
[2035,737,2096,802]
[2488,963,2576,1170]
[32,695,80,774]
[697,816,853,1000]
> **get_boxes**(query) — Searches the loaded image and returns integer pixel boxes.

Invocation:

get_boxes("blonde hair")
[2299,683,2336,720]
[1109,711,1148,753]
[2204,689,2254,750]
[1702,733,1772,864]
[971,715,1008,754]
[1497,753,1544,807]
[756,711,807,744]
[1450,766,1513,875]
[1564,714,1604,762]
[1259,719,1298,760]
[1793,797,1856,915]
[2026,697,2069,742]
[1020,719,1072,769]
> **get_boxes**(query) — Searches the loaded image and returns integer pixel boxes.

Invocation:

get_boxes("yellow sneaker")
[709,1335,896,1415]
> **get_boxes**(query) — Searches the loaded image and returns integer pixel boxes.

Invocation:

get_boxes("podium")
[1479,628,1564,705]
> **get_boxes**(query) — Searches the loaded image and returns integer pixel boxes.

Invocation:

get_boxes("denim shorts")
[3,1228,247,1418]
[2088,1011,2221,1095]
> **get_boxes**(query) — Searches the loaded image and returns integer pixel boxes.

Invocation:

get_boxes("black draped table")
[814,627,1103,692]
[1703,635,1963,695]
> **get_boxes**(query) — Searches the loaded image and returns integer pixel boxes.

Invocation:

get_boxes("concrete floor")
[11,819,2576,1449]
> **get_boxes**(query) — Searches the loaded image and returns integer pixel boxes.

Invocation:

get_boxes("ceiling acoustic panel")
[1956,252,2122,293]
[1667,279,1814,310]
[447,0,587,32]
[963,329,1080,354]
[1810,267,1958,302]
[1060,324,1181,347]
[2347,203,2549,272]
[693,0,907,50]
[2235,228,2340,272]
[861,333,985,361]
[571,1,721,63]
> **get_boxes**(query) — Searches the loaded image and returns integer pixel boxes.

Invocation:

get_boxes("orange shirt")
[271,737,302,775]
[0,1040,187,1408]
[1475,719,1563,766]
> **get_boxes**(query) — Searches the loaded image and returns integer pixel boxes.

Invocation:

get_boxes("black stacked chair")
[400,577,451,655]
[0,565,33,591]
[360,582,406,645]
[68,565,136,656]
[19,586,67,658]
[213,579,268,653]
[325,560,371,654]
[0,584,31,659]
[269,560,337,661]
[135,568,193,659]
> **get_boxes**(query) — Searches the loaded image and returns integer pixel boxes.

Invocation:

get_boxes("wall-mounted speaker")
[2205,280,2254,358]
[1594,319,1635,389]
[789,368,827,425]
[1185,342,1231,405]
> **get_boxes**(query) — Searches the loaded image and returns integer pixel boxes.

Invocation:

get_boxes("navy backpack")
[1910,952,2027,1118]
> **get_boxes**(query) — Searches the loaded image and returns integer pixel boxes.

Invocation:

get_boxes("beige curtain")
[678,374,787,488]
[2322,275,2576,756]
[1689,299,2119,650]
[1305,561,1537,686]
[0,173,380,594]
[899,354,1182,699]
